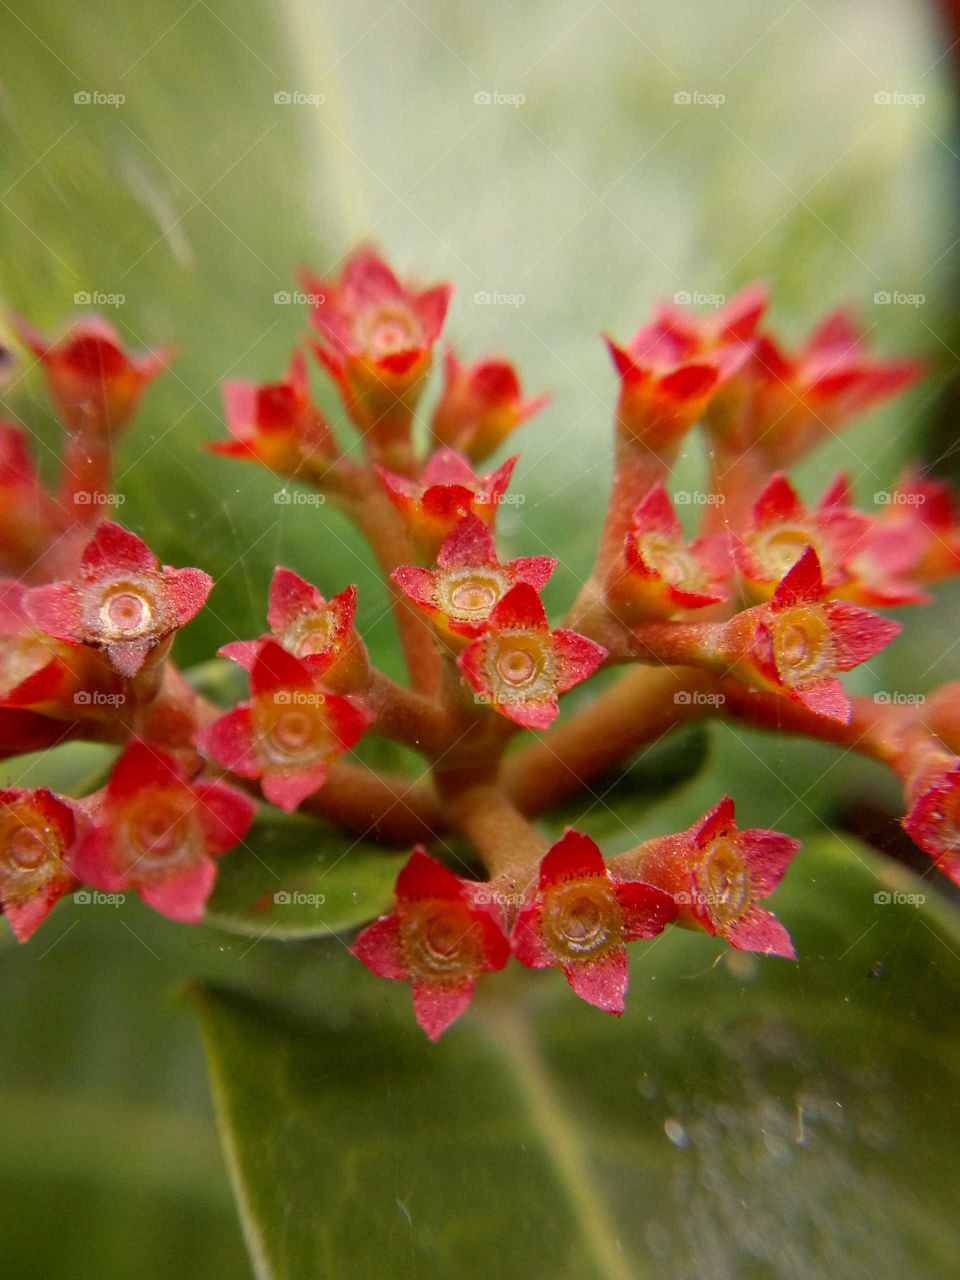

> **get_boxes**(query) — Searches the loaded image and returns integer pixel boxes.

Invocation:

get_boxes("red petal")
[753,473,805,527]
[81,522,157,578]
[509,557,558,591]
[484,455,519,504]
[437,514,497,570]
[268,568,327,633]
[194,781,256,856]
[107,741,183,799]
[396,848,464,903]
[552,629,607,692]
[217,638,263,670]
[490,582,547,631]
[715,283,768,343]
[772,545,825,607]
[71,823,126,892]
[792,677,851,723]
[249,639,315,696]
[690,795,737,848]
[164,567,213,626]
[826,602,901,669]
[632,483,683,538]
[658,363,718,403]
[498,693,559,730]
[726,906,795,959]
[603,335,641,381]
[563,947,628,1014]
[412,977,475,1041]
[539,829,606,888]
[511,901,552,968]
[262,764,330,813]
[392,566,438,612]
[196,706,260,779]
[222,380,257,435]
[415,284,453,343]
[106,639,153,678]
[323,692,371,752]
[351,913,408,979]
[140,859,217,925]
[24,582,83,642]
[422,447,476,487]
[739,829,801,896]
[4,878,75,942]
[614,880,678,939]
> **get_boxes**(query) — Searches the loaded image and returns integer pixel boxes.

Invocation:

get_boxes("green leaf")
[195,837,960,1279]
[204,812,404,940]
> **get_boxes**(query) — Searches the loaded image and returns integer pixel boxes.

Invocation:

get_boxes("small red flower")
[430,349,548,461]
[0,787,78,941]
[219,569,367,692]
[604,285,765,448]
[735,472,869,599]
[727,546,901,722]
[902,759,960,885]
[72,741,255,924]
[305,247,452,438]
[606,483,728,620]
[709,311,923,463]
[1,579,132,722]
[0,421,60,572]
[11,312,172,436]
[392,515,556,643]
[197,640,370,812]
[458,584,606,729]
[376,447,518,559]
[351,847,510,1041]
[213,349,336,480]
[512,830,677,1013]
[876,470,960,584]
[628,797,799,957]
[24,522,213,678]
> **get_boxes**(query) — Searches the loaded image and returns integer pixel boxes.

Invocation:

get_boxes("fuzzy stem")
[504,666,714,815]
[59,432,115,515]
[445,783,549,877]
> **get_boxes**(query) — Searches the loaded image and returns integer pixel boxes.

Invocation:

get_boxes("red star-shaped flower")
[431,348,548,461]
[0,787,78,941]
[213,349,335,481]
[735,472,869,599]
[604,285,765,448]
[606,483,728,620]
[392,515,556,643]
[304,247,452,439]
[627,796,800,957]
[512,830,677,1013]
[219,569,367,692]
[0,421,60,573]
[197,640,371,812]
[902,759,960,886]
[376,447,518,559]
[11,312,172,436]
[24,522,213,678]
[351,848,510,1041]
[72,741,255,924]
[727,546,901,722]
[708,311,923,464]
[458,584,606,729]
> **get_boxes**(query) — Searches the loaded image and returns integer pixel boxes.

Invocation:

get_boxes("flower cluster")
[1,247,957,1048]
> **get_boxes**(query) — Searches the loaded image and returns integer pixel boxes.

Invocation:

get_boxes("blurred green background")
[1,1,959,1276]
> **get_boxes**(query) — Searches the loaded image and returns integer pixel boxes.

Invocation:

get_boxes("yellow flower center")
[754,525,818,579]
[95,578,161,641]
[696,835,752,928]
[441,569,504,620]
[772,604,833,686]
[635,532,704,590]
[255,695,330,767]
[123,789,200,876]
[362,307,420,358]
[402,901,478,980]
[0,804,61,904]
[541,878,620,959]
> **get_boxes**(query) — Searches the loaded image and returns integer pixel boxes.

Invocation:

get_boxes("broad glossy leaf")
[205,812,405,940]
[196,837,960,1279]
